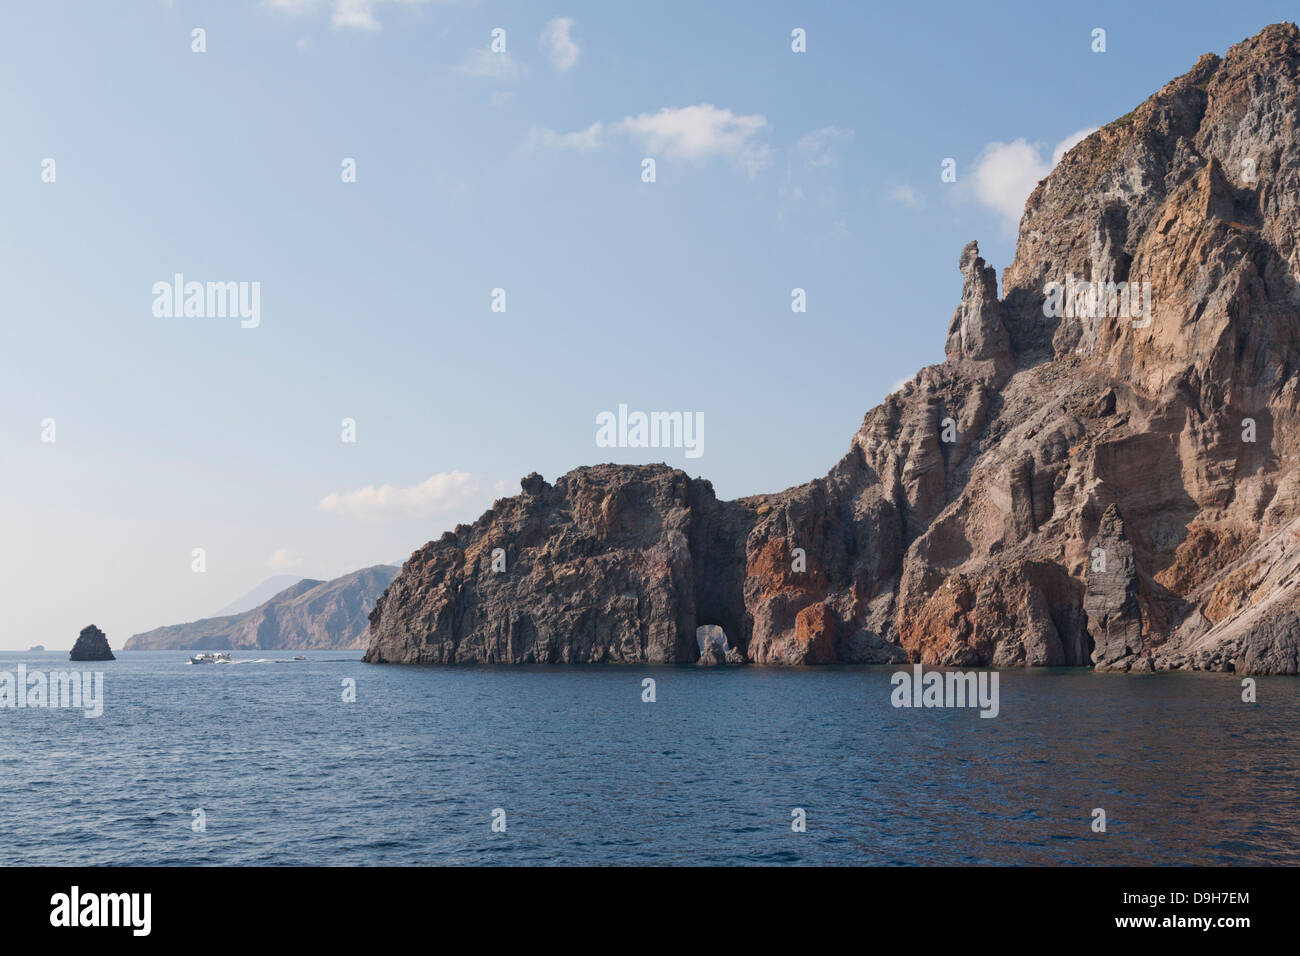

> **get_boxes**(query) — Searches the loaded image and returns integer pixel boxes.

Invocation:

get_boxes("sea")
[1,650,1296,865]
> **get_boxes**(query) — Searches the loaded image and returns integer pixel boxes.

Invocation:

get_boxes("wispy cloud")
[887,183,921,207]
[455,46,525,80]
[264,0,320,14]
[795,126,853,168]
[525,122,604,151]
[530,103,771,177]
[331,0,383,31]
[540,17,580,72]
[264,0,448,34]
[268,548,305,571]
[320,470,483,518]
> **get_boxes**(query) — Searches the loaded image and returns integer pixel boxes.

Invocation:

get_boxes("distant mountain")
[211,574,303,617]
[125,565,399,651]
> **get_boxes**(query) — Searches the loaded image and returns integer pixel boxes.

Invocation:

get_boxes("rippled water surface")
[1,651,1296,865]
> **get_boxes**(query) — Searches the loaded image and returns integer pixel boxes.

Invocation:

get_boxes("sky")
[1,0,1294,649]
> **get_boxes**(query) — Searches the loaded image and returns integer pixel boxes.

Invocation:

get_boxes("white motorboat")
[189,651,233,664]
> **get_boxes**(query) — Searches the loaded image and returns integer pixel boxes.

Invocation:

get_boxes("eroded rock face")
[367,467,753,664]
[70,625,115,662]
[368,24,1300,674]
[1085,505,1144,669]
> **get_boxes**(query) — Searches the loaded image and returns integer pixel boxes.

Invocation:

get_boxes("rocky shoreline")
[365,24,1300,676]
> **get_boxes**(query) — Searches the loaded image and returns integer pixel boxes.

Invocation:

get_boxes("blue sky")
[0,0,1292,648]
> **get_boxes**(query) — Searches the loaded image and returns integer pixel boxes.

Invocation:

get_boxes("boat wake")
[188,655,314,665]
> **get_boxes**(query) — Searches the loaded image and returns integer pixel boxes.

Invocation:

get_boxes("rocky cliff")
[70,625,115,661]
[126,565,398,651]
[367,24,1300,675]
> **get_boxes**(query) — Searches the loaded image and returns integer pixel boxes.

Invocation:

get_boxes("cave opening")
[695,624,731,657]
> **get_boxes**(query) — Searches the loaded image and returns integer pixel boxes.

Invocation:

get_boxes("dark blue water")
[1,650,1296,865]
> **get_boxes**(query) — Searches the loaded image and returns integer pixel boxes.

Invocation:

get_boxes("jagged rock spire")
[944,241,1012,384]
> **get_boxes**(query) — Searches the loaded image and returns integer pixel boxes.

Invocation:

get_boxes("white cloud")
[795,126,853,168]
[332,0,382,31]
[264,0,445,33]
[268,548,305,571]
[455,46,525,80]
[887,183,920,207]
[969,127,1099,230]
[616,104,768,165]
[525,103,772,178]
[489,90,514,108]
[320,470,482,518]
[525,122,604,151]
[736,144,774,179]
[969,139,1046,229]
[540,17,579,72]
[265,0,320,14]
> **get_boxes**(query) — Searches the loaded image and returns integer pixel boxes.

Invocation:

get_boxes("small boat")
[293,655,307,661]
[189,651,233,664]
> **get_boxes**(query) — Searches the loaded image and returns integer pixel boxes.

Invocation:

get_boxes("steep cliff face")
[126,565,398,651]
[367,468,753,663]
[367,23,1300,674]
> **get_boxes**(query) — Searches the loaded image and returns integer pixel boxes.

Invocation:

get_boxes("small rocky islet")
[69,625,115,662]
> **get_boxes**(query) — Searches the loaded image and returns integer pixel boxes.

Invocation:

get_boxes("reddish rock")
[368,24,1300,675]
[793,603,839,665]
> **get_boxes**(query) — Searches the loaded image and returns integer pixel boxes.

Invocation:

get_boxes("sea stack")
[70,625,115,662]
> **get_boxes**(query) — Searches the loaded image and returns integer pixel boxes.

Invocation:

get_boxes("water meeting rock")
[367,24,1300,675]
